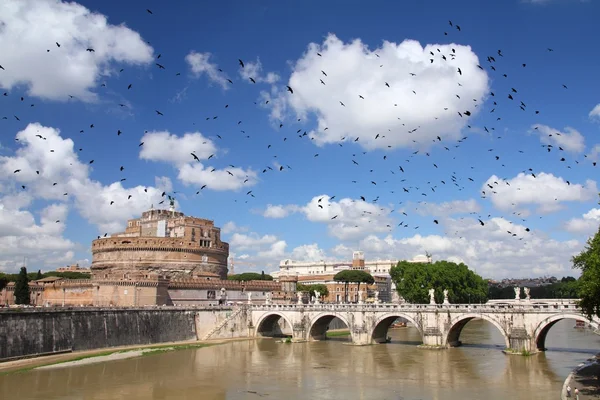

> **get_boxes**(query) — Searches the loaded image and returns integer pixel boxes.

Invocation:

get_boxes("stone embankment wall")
[0,307,238,362]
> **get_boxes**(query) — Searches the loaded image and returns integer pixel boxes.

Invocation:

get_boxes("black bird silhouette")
[239,59,244,68]
[286,85,293,94]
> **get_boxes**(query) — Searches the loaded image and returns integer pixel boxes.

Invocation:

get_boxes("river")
[1,319,598,400]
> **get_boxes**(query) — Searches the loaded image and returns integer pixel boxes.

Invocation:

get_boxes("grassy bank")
[0,338,251,376]
[326,330,350,337]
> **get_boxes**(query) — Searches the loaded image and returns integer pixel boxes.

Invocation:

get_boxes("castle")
[92,200,229,280]
[1,204,297,307]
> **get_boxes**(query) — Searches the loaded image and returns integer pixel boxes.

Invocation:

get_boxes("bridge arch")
[445,313,510,348]
[533,313,599,351]
[371,312,424,344]
[255,312,294,338]
[308,313,352,341]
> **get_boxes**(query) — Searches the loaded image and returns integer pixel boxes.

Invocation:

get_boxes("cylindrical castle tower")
[91,206,229,280]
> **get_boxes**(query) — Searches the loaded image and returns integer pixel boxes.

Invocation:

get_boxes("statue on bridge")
[374,290,380,304]
[514,287,521,301]
[247,292,252,305]
[443,289,449,305]
[524,287,531,301]
[297,292,303,305]
[219,287,227,305]
[314,291,321,304]
[265,292,272,305]
[429,288,436,305]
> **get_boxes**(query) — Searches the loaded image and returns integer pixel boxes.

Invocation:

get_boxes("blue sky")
[0,0,599,278]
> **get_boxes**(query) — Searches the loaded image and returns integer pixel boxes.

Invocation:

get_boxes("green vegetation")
[14,267,30,305]
[488,277,581,300]
[228,272,273,281]
[390,260,488,304]
[333,270,375,302]
[0,270,91,282]
[572,225,600,319]
[297,283,329,298]
[326,330,350,337]
[0,276,7,292]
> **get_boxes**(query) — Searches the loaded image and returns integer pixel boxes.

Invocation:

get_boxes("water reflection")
[1,319,597,400]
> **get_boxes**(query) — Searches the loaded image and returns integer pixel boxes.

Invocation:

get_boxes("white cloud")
[139,131,217,167]
[0,0,153,102]
[178,163,257,191]
[263,204,299,218]
[530,124,585,153]
[0,196,76,272]
[0,123,174,239]
[261,194,394,240]
[238,58,280,84]
[587,144,600,162]
[590,104,600,121]
[357,216,582,278]
[139,130,258,191]
[412,199,481,216]
[221,221,248,235]
[225,229,329,273]
[483,172,597,213]
[185,51,230,89]
[564,208,600,236]
[267,33,489,150]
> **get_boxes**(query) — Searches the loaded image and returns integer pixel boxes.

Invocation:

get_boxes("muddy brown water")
[1,319,598,400]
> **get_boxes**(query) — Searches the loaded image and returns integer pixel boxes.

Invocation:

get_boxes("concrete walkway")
[562,355,600,399]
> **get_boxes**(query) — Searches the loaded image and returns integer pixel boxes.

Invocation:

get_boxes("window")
[207,290,216,299]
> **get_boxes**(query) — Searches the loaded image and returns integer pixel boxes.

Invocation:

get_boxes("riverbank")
[562,354,600,399]
[0,337,254,376]
[326,329,350,337]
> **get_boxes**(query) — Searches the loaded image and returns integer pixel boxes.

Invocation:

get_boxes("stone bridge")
[249,301,600,354]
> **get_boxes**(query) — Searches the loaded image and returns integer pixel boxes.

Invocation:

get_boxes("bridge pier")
[506,328,536,355]
[422,328,445,347]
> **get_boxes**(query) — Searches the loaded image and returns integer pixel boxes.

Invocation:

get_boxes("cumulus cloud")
[263,204,299,218]
[530,124,586,153]
[185,51,230,89]
[0,195,76,271]
[139,131,217,167]
[0,123,173,238]
[483,172,597,213]
[238,58,280,84]
[587,144,600,162]
[356,216,582,278]
[266,33,489,150]
[590,104,600,121]
[261,194,394,240]
[410,199,481,216]
[222,223,330,273]
[0,0,153,102]
[564,208,600,236]
[139,130,258,191]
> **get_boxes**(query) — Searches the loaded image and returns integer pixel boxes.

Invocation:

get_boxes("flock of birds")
[1,13,597,245]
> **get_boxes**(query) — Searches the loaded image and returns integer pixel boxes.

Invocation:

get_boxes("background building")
[91,201,229,280]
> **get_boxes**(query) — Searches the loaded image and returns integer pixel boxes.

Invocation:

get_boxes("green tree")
[572,226,600,319]
[228,272,273,281]
[0,276,7,292]
[36,269,43,280]
[297,283,329,299]
[390,260,488,304]
[14,267,31,305]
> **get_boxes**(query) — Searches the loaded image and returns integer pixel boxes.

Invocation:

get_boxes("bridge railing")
[249,301,582,313]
